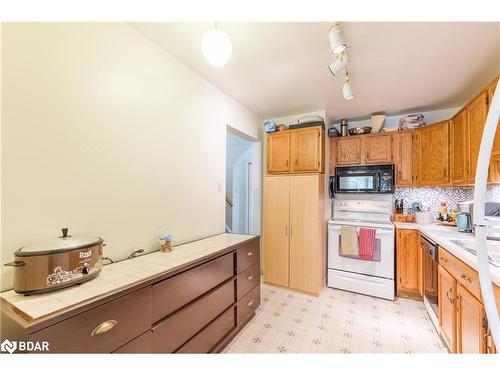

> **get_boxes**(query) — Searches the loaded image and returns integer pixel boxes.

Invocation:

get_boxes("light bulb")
[201,29,232,67]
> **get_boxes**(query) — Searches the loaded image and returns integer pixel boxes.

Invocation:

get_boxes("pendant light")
[342,70,354,101]
[328,52,349,77]
[329,23,347,55]
[201,23,232,67]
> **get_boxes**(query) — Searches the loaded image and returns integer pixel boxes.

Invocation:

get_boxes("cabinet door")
[289,174,324,295]
[392,132,414,186]
[396,229,421,297]
[263,176,290,287]
[337,138,361,165]
[438,265,457,353]
[361,134,392,164]
[290,127,322,172]
[267,132,291,173]
[416,121,450,186]
[450,109,469,185]
[467,91,488,183]
[457,284,486,354]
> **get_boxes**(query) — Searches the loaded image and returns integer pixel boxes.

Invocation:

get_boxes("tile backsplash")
[394,186,500,214]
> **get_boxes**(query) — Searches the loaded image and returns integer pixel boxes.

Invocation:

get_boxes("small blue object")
[264,120,276,133]
[159,233,172,241]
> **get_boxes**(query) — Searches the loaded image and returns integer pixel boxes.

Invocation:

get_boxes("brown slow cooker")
[4,228,103,295]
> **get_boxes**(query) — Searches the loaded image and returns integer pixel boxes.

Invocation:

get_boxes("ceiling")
[130,22,500,122]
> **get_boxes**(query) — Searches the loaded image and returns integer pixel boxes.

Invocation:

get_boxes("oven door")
[335,173,379,193]
[328,222,394,279]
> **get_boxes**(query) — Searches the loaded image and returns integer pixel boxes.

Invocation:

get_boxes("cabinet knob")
[247,275,254,281]
[460,273,472,283]
[91,320,117,336]
[247,300,254,307]
[247,251,253,257]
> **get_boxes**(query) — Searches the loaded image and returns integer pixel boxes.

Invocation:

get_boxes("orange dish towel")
[359,227,376,260]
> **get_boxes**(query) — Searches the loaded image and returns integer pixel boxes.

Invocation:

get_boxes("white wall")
[0,23,261,291]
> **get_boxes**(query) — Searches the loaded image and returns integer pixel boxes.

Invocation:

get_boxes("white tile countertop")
[0,233,256,320]
[393,222,500,287]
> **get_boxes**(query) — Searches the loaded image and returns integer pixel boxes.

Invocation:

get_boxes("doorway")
[225,127,261,235]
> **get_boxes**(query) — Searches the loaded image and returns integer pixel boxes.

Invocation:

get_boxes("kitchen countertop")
[0,233,256,320]
[393,222,500,287]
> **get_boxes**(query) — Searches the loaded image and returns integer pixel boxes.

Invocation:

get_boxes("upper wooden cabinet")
[450,109,469,185]
[361,133,392,164]
[267,127,324,174]
[336,137,361,165]
[392,131,414,186]
[415,120,450,186]
[467,91,489,184]
[290,127,323,172]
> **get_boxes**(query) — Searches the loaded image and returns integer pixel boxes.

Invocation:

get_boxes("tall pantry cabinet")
[263,174,325,295]
[264,126,326,295]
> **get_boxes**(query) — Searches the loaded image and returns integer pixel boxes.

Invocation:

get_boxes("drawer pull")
[460,273,472,283]
[247,251,253,257]
[91,320,117,336]
[247,300,254,307]
[247,275,254,281]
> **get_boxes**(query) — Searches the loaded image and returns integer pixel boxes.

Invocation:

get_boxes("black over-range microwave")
[329,164,395,196]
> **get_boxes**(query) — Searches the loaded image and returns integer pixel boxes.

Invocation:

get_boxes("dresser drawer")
[236,239,260,273]
[152,279,235,353]
[152,252,234,322]
[237,262,260,300]
[439,247,481,301]
[113,331,152,353]
[176,307,236,353]
[237,285,260,326]
[30,287,152,353]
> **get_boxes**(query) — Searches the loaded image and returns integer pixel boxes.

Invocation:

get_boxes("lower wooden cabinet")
[438,265,457,352]
[457,284,486,353]
[396,229,421,298]
[263,174,325,295]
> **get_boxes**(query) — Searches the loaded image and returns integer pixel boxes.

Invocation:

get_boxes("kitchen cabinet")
[396,229,421,298]
[267,126,324,174]
[457,284,486,353]
[438,265,457,353]
[450,109,469,185]
[415,120,450,186]
[263,175,290,287]
[290,127,323,172]
[467,91,489,184]
[392,131,414,186]
[336,137,361,165]
[263,174,325,295]
[267,131,291,173]
[361,133,392,164]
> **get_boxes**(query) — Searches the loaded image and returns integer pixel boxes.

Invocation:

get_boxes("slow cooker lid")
[16,228,103,256]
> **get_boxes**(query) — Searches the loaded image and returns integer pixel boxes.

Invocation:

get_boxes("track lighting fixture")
[328,23,347,55]
[343,70,354,101]
[201,23,232,67]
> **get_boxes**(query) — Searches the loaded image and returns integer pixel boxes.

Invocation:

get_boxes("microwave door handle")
[374,173,380,192]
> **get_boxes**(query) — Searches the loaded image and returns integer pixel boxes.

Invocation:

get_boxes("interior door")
[289,174,321,294]
[267,132,290,173]
[457,284,486,353]
[467,91,488,183]
[451,109,469,184]
[290,127,321,172]
[263,176,290,287]
[438,265,457,353]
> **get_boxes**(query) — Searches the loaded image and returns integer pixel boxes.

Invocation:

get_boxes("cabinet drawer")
[30,287,152,353]
[439,247,481,301]
[237,263,260,300]
[113,331,152,353]
[176,307,236,353]
[152,279,235,353]
[152,252,234,322]
[236,239,260,273]
[237,285,260,326]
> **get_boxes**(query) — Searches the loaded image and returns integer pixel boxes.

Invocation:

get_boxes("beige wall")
[0,23,260,291]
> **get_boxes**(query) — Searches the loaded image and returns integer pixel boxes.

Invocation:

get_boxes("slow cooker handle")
[4,260,25,267]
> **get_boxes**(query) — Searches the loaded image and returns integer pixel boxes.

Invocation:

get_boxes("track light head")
[343,70,354,101]
[328,52,349,77]
[329,23,347,55]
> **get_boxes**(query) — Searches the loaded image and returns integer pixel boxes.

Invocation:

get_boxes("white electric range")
[328,194,395,300]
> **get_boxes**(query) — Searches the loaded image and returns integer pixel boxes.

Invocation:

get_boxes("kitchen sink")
[450,239,500,267]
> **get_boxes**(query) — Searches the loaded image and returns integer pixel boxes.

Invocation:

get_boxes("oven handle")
[328,224,394,234]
